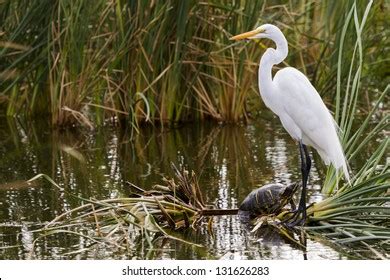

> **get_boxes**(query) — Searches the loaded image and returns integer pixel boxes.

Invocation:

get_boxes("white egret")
[231,24,349,225]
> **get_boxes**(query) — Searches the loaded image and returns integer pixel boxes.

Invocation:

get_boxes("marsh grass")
[29,157,389,259]
[285,1,389,259]
[1,1,387,127]
[27,1,390,259]
[3,0,389,259]
[27,165,211,257]
[321,1,388,194]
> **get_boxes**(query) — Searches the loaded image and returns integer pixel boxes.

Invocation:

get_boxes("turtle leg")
[285,140,311,226]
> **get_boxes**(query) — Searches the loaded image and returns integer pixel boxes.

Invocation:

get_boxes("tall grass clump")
[0,0,262,126]
[1,1,387,127]
[299,0,389,259]
[321,0,388,194]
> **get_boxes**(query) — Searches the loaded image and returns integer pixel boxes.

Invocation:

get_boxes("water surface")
[0,116,353,259]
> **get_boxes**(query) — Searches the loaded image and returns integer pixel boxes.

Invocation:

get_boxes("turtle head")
[283,182,300,198]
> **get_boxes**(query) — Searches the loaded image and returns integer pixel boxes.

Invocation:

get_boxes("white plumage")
[273,67,350,181]
[231,24,349,181]
[231,23,350,224]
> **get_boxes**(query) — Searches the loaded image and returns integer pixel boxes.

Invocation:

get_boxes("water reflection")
[0,117,344,259]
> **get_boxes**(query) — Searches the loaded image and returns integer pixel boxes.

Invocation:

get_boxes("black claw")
[285,217,305,228]
[283,202,306,227]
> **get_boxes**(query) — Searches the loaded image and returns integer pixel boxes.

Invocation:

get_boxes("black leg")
[303,144,311,179]
[285,140,311,226]
[298,141,310,223]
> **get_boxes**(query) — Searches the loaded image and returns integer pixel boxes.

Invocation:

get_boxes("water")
[0,117,350,259]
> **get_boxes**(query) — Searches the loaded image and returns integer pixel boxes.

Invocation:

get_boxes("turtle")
[239,183,299,216]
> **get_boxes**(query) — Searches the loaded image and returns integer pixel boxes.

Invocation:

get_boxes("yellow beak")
[230,28,263,40]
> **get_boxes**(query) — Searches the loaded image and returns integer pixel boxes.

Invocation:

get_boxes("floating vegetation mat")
[303,172,390,259]
[28,162,389,259]
[28,165,221,257]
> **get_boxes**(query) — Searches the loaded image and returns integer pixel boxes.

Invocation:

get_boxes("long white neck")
[258,33,288,109]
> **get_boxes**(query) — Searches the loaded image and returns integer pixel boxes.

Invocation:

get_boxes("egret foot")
[283,202,308,227]
[285,215,305,227]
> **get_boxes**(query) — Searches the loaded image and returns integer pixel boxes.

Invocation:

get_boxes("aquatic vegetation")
[1,1,387,126]
[290,1,389,258]
[304,172,390,259]
[28,151,389,259]
[321,1,388,194]
[1,0,388,260]
[27,165,213,257]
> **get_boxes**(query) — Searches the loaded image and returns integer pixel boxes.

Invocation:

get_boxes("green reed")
[322,0,388,194]
[1,1,387,126]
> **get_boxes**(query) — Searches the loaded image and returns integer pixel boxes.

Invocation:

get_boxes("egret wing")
[273,67,348,178]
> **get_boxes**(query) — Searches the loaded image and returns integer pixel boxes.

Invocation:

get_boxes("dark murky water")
[0,116,352,259]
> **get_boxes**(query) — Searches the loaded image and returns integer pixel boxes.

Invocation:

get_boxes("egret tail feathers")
[331,140,350,183]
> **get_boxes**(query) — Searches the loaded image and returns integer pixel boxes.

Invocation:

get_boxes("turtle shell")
[239,183,299,215]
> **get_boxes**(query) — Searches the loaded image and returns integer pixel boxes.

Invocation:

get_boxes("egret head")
[230,24,283,41]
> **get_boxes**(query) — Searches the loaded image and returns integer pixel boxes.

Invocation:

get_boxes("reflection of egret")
[231,24,349,225]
